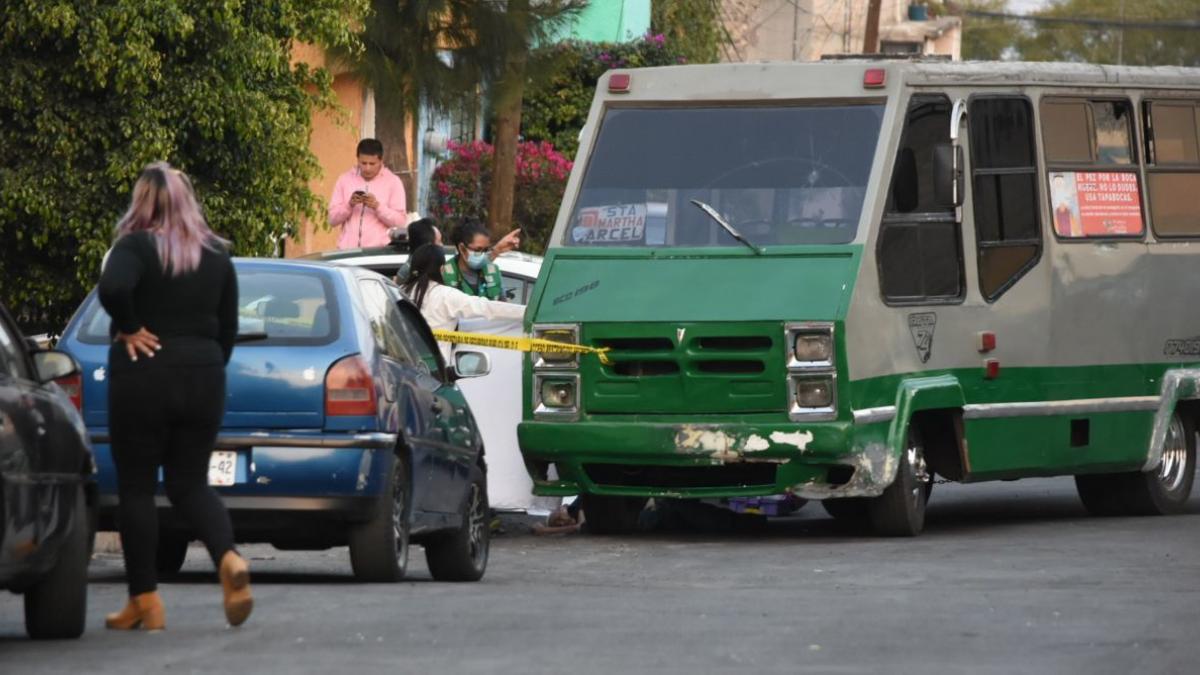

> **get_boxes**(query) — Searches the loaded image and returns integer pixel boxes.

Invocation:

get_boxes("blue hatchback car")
[59,259,494,582]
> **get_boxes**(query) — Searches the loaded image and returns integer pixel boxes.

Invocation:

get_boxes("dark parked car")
[0,303,95,639]
[58,259,493,582]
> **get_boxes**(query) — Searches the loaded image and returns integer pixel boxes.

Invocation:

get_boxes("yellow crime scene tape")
[431,329,612,365]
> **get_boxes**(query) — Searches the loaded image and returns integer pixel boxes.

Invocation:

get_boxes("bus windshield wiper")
[689,199,763,255]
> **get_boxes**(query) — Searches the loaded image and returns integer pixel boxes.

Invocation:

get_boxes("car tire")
[1076,411,1196,516]
[24,486,89,640]
[156,532,190,577]
[821,497,870,523]
[349,455,410,582]
[868,426,931,537]
[424,467,489,582]
[580,495,647,535]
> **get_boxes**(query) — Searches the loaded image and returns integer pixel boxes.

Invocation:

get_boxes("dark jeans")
[109,364,235,595]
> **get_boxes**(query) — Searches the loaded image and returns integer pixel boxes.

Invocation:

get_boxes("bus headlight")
[535,374,580,417]
[786,322,834,367]
[793,376,834,408]
[533,323,579,368]
[789,374,837,420]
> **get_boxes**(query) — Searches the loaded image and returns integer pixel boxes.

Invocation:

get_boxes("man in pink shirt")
[328,138,408,249]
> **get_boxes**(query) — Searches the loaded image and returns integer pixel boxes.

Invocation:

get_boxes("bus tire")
[821,497,870,523]
[581,495,647,535]
[1076,411,1196,517]
[868,426,931,537]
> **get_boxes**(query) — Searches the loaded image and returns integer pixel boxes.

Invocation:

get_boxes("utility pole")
[863,0,882,54]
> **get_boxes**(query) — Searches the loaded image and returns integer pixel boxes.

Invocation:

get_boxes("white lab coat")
[418,283,526,359]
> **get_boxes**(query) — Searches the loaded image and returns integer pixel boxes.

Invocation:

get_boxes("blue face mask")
[466,251,489,270]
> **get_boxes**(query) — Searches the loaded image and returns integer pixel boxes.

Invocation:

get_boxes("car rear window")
[75,267,339,346]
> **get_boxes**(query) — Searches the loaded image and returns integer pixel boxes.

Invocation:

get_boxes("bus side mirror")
[934,144,964,208]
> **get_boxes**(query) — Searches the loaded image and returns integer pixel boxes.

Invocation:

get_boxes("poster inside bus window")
[1049,171,1144,238]
[570,203,668,245]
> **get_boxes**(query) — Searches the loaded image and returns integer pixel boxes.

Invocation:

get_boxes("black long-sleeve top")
[98,230,238,373]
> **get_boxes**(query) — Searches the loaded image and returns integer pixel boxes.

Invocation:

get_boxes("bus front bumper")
[518,419,896,500]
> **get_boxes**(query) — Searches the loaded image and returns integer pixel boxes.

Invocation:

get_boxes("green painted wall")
[560,0,650,43]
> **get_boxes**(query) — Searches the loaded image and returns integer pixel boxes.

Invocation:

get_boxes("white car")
[300,243,543,303]
[300,240,551,514]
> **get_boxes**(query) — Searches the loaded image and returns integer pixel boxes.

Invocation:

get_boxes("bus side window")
[878,95,963,304]
[1145,100,1200,237]
[969,97,1040,301]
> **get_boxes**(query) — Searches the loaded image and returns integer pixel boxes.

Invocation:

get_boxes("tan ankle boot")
[219,551,253,626]
[105,591,166,631]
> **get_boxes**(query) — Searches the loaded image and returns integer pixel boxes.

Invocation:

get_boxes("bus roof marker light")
[609,73,631,93]
[863,68,886,89]
[984,359,1000,380]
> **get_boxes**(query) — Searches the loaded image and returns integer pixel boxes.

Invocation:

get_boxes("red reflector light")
[863,68,886,89]
[55,374,82,411]
[978,331,996,353]
[984,359,1000,380]
[608,72,631,93]
[325,355,377,416]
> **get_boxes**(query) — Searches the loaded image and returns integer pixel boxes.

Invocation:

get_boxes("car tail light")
[325,355,377,416]
[55,373,82,411]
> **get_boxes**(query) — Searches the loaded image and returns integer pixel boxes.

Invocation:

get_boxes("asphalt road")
[2,477,1198,674]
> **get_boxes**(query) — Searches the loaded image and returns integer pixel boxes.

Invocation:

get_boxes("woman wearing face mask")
[440,218,520,300]
[404,244,526,360]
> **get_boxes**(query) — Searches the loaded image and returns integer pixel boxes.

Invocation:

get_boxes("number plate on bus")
[208,451,239,486]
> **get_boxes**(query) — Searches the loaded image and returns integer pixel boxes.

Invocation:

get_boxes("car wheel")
[868,426,931,537]
[1076,411,1196,516]
[25,486,89,640]
[580,495,647,535]
[156,532,190,577]
[424,468,489,582]
[349,455,410,582]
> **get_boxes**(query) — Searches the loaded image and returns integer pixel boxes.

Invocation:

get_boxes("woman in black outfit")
[98,162,252,630]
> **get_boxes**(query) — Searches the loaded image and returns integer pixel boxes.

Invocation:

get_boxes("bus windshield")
[562,103,885,248]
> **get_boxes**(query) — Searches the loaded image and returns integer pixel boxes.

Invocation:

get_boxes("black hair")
[406,218,439,250]
[450,217,491,251]
[356,138,384,158]
[402,243,446,310]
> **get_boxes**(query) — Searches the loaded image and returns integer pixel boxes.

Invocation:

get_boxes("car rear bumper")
[88,428,398,530]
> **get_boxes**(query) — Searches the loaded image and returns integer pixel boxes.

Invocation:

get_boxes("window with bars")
[969,97,1041,302]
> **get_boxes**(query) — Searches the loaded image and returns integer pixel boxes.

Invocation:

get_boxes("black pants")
[110,364,235,595]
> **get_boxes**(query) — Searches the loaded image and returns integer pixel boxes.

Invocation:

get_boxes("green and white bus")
[518,60,1200,535]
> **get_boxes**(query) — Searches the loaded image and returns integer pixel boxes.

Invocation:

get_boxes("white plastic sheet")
[454,316,559,514]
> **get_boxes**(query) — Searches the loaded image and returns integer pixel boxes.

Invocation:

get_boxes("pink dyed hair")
[115,162,227,276]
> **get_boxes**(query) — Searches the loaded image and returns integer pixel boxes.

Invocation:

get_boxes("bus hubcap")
[1158,415,1189,494]
[907,443,931,505]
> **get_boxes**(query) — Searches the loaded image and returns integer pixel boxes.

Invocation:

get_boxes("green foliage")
[0,0,365,334]
[430,140,572,255]
[650,0,723,65]
[522,34,688,160]
[960,0,1021,61]
[1019,0,1200,66]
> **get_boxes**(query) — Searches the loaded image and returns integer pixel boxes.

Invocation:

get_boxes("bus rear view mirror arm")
[933,144,964,209]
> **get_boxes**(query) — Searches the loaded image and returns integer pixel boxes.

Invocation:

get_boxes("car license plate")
[208,451,239,486]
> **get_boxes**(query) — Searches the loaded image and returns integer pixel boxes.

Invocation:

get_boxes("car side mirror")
[33,351,80,384]
[452,350,492,380]
[933,144,964,208]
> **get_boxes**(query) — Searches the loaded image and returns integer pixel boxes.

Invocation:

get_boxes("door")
[393,299,475,514]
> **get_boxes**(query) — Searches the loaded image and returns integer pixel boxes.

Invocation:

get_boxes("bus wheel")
[868,426,931,537]
[581,495,647,535]
[1075,411,1196,516]
[821,497,869,524]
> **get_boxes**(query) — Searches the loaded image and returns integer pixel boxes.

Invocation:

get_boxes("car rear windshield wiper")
[235,331,269,343]
[689,199,763,255]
